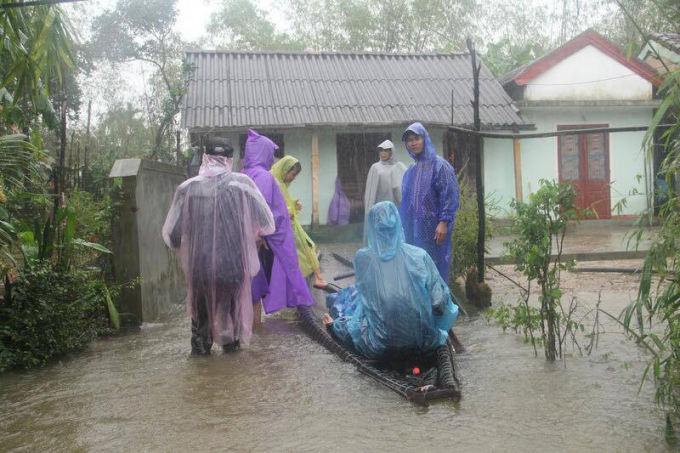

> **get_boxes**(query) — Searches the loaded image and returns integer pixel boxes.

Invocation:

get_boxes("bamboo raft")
[297,305,461,403]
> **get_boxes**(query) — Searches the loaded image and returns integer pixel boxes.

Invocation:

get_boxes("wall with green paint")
[210,125,450,226]
[484,106,653,217]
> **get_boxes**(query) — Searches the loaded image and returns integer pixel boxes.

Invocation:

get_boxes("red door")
[557,125,611,219]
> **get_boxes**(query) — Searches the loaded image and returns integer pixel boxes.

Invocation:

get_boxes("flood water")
[0,243,672,452]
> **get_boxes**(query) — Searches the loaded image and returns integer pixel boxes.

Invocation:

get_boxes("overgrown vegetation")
[450,174,493,282]
[0,2,120,372]
[490,180,585,362]
[0,264,118,371]
[597,0,680,431]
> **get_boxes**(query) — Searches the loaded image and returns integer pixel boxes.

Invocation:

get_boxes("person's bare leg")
[314,268,328,287]
[322,313,333,326]
[253,300,262,328]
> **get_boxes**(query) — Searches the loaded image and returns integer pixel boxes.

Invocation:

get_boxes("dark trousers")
[190,282,239,355]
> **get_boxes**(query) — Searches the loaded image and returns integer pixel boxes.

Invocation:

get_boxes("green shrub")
[450,175,493,283]
[0,264,115,371]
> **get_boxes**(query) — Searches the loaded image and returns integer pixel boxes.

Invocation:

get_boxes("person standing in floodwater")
[241,130,314,322]
[270,156,329,290]
[399,122,459,281]
[363,139,407,245]
[162,137,275,355]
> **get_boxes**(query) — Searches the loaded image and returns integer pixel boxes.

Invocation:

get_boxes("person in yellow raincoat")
[271,156,328,288]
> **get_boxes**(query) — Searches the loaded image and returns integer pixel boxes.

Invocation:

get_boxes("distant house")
[639,33,680,73]
[499,29,661,219]
[181,50,529,225]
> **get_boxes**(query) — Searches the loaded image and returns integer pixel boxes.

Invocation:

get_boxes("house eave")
[515,100,661,108]
[185,121,535,133]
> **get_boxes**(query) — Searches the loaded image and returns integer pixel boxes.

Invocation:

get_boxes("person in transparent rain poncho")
[399,123,459,281]
[323,201,458,360]
[162,137,275,356]
[363,139,407,245]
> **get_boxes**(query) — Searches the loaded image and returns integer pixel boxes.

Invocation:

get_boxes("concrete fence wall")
[109,159,187,323]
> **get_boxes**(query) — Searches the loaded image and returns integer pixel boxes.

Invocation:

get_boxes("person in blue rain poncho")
[399,122,459,281]
[323,201,458,360]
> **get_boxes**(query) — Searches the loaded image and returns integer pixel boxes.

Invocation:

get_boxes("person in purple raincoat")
[242,130,314,322]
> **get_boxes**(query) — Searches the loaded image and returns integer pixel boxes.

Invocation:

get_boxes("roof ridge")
[185,49,469,57]
[188,77,497,82]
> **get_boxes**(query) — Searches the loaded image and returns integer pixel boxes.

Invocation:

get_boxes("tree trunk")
[467,38,486,283]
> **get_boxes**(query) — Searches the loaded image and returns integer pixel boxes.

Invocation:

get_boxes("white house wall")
[228,125,445,226]
[525,45,653,101]
[484,107,653,217]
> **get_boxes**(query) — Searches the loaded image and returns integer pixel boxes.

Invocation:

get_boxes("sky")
[176,0,289,43]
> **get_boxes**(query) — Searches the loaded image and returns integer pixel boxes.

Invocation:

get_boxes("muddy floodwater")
[0,243,672,452]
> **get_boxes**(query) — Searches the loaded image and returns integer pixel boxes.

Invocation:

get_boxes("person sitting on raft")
[271,155,328,289]
[323,201,458,360]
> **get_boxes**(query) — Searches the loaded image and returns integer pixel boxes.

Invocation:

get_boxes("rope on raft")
[296,306,461,403]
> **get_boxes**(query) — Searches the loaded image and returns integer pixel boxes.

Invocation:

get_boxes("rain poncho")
[363,141,407,244]
[328,201,458,360]
[400,123,459,281]
[271,156,320,277]
[328,177,351,225]
[162,154,275,346]
[241,130,314,313]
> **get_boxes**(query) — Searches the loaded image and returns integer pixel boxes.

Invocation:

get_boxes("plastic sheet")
[327,177,351,225]
[163,154,275,346]
[399,122,459,281]
[328,201,458,360]
[242,130,314,313]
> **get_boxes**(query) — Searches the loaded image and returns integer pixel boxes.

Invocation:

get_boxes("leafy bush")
[450,174,493,283]
[0,264,117,371]
[499,179,582,361]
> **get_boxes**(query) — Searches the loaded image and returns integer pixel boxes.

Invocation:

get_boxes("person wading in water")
[399,123,459,282]
[241,130,314,324]
[162,137,275,355]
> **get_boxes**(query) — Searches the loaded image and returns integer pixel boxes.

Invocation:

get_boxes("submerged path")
[0,243,672,452]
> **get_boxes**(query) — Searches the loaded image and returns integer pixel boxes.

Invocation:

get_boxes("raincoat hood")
[366,201,404,261]
[243,129,278,170]
[198,153,233,177]
[402,122,436,160]
[271,155,299,186]
[377,139,399,165]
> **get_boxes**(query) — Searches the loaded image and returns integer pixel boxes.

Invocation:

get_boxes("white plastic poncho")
[162,154,275,345]
[363,140,407,244]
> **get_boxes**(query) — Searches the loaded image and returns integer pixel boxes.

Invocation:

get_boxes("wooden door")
[558,125,611,219]
[336,132,391,222]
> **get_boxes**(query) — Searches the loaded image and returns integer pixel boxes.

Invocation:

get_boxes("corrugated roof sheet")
[182,51,529,129]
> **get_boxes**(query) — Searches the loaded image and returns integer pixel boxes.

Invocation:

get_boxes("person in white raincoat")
[162,137,275,355]
[363,140,407,244]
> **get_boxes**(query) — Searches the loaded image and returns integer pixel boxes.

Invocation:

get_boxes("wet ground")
[0,243,672,452]
[487,223,658,261]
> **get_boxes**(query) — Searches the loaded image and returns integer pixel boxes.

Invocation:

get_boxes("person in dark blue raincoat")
[399,122,459,281]
[323,201,458,360]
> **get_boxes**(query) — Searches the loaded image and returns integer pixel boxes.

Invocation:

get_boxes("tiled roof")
[650,32,680,54]
[499,29,660,88]
[181,50,528,130]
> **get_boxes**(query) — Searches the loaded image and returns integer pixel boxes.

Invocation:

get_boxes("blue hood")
[402,122,436,160]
